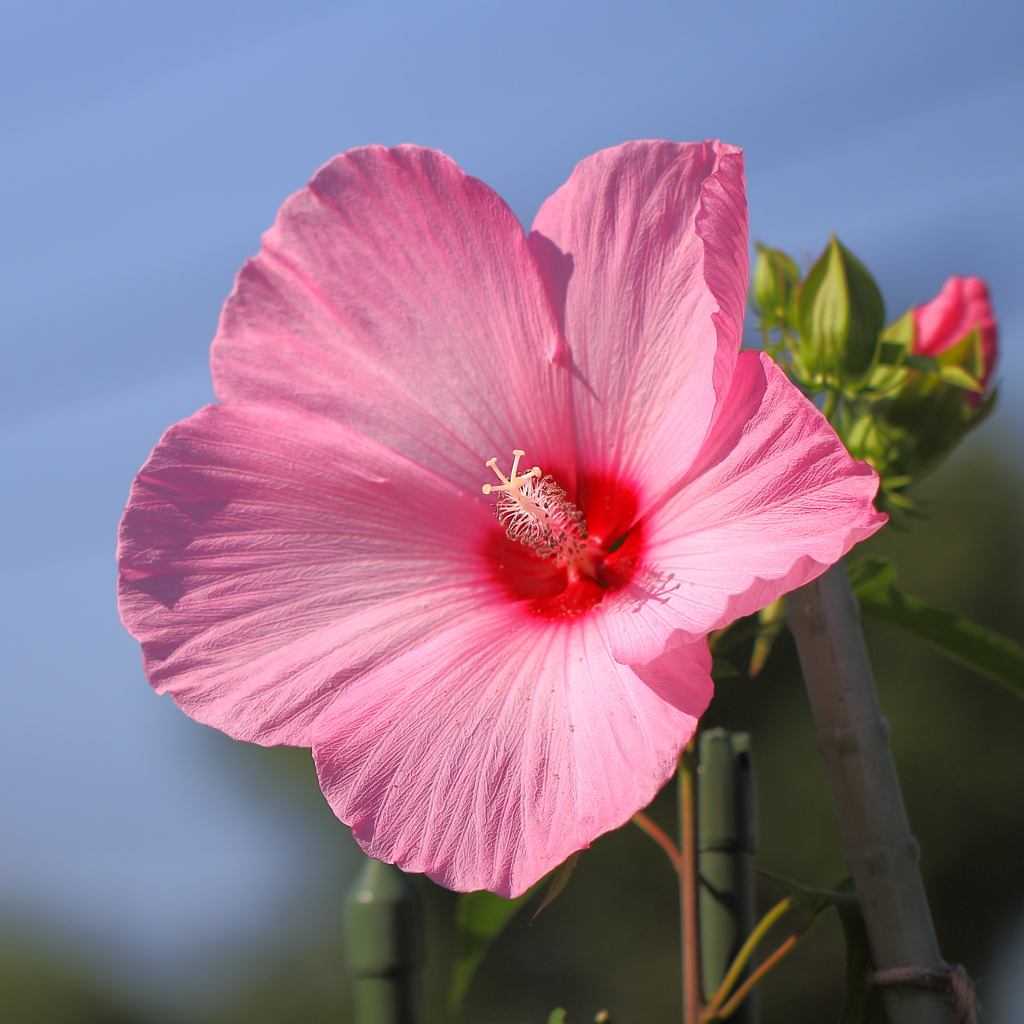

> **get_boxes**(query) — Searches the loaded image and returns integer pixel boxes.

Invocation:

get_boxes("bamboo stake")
[698,729,758,1024]
[679,742,703,1024]
[345,858,423,1024]
[786,562,953,1024]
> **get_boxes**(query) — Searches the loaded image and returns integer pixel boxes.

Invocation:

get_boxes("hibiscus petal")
[313,610,711,896]
[604,351,886,660]
[212,145,572,493]
[529,140,748,506]
[118,402,502,745]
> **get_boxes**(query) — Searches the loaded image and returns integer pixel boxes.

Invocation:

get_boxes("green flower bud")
[751,243,800,330]
[796,235,884,387]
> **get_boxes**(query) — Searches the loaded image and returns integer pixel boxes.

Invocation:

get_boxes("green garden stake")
[345,857,424,1024]
[698,729,758,1023]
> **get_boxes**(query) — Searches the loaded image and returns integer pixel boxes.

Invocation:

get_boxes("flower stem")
[679,741,702,1024]
[633,811,682,873]
[786,562,954,1024]
[701,898,792,1020]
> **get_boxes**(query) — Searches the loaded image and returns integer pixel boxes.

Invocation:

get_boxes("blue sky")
[1,0,1022,1010]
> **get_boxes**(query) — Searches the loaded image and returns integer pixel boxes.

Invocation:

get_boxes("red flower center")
[483,457,643,620]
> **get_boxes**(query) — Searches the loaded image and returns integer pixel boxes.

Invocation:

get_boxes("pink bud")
[913,276,998,393]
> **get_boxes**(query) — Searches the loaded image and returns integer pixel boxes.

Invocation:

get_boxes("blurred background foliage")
[2,431,1022,1023]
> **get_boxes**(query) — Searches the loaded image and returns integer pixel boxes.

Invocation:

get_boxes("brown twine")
[868,961,978,1024]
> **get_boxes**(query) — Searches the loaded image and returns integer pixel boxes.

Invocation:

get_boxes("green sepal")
[532,851,581,920]
[848,556,1024,698]
[797,235,885,386]
[934,325,985,391]
[760,873,886,1024]
[879,308,915,350]
[863,370,995,486]
[751,243,801,330]
[448,881,544,1010]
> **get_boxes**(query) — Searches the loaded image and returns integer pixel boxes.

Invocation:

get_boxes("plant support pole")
[345,858,424,1024]
[786,561,954,1024]
[679,743,702,1024]
[698,729,757,1024]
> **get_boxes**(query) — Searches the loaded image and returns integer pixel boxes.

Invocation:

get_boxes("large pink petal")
[117,403,502,746]
[313,611,712,896]
[604,351,886,661]
[212,145,572,493]
[529,140,748,507]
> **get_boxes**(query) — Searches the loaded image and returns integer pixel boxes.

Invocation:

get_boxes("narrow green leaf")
[532,851,581,920]
[449,881,543,1010]
[758,870,834,917]
[848,557,1024,697]
[761,873,886,1024]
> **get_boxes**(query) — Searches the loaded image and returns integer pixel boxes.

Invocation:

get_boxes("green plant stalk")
[697,730,758,1024]
[786,562,953,1024]
[345,858,424,1024]
[679,743,703,1024]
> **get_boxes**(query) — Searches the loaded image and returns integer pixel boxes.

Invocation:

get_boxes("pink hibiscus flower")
[914,275,998,396]
[118,141,885,896]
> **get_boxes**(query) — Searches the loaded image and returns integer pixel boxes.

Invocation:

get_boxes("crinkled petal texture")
[313,612,711,896]
[529,139,748,505]
[211,144,574,492]
[119,139,885,896]
[601,351,887,662]
[118,402,504,746]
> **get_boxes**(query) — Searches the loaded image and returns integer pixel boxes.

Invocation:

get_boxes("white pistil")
[483,450,591,572]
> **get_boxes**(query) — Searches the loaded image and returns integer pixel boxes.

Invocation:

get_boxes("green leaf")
[848,557,1024,698]
[533,851,581,919]
[761,874,886,1024]
[547,1009,567,1024]
[448,882,543,1010]
[758,869,834,917]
